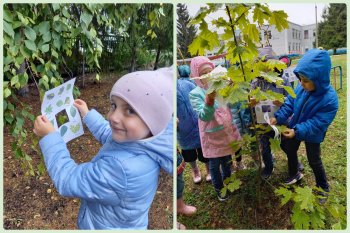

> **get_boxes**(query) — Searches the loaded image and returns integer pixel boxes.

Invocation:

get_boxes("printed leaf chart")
[41,78,84,143]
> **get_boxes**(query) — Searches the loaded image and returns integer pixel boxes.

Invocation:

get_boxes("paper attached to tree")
[41,78,83,143]
[255,100,279,124]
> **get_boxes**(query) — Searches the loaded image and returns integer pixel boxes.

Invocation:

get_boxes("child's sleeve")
[294,99,338,141]
[189,90,215,122]
[39,132,125,205]
[83,109,111,144]
[274,94,294,124]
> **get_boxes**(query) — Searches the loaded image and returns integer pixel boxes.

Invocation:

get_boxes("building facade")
[260,22,317,55]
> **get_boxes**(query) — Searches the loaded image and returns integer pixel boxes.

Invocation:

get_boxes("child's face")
[300,75,315,92]
[107,96,151,142]
[199,66,213,85]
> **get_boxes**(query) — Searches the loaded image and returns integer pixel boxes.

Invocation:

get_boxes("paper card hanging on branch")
[41,78,84,143]
[255,100,279,124]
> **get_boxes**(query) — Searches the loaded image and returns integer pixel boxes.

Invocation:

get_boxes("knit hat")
[258,46,277,61]
[190,56,215,88]
[110,69,173,136]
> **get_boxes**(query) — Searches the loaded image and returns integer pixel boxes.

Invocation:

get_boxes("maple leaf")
[275,186,293,206]
[294,186,315,211]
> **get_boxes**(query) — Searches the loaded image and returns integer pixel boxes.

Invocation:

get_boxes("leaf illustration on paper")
[66,84,72,91]
[47,93,55,100]
[56,100,64,107]
[44,105,53,114]
[60,125,68,136]
[58,86,64,95]
[70,123,80,133]
[70,106,77,117]
[65,97,70,105]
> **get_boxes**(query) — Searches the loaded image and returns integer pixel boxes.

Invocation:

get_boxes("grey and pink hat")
[110,68,173,136]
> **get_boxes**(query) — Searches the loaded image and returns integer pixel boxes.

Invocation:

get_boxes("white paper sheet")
[41,78,83,143]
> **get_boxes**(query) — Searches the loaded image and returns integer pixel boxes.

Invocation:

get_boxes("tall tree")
[177,3,197,59]
[318,3,347,52]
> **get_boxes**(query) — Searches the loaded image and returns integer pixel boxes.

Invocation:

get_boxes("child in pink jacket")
[189,56,241,201]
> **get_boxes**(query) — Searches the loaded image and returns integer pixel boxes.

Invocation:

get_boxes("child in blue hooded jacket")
[270,49,338,193]
[33,70,173,229]
[177,65,210,184]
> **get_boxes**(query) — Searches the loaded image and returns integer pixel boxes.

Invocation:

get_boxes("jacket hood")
[293,49,331,95]
[190,56,215,89]
[117,119,173,174]
[178,65,191,78]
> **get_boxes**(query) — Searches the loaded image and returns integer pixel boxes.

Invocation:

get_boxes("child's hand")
[206,91,216,101]
[272,100,283,107]
[269,117,277,125]
[33,115,55,137]
[74,99,89,118]
[249,97,258,107]
[205,91,216,106]
[282,128,295,138]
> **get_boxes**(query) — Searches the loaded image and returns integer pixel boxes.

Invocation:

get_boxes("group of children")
[176,48,338,226]
[32,47,338,230]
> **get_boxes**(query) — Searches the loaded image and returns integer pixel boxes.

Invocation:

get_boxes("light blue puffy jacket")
[39,109,173,229]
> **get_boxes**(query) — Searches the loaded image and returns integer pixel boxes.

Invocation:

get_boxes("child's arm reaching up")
[33,117,125,205]
[74,99,112,144]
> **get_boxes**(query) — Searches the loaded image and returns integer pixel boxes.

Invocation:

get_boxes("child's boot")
[177,198,197,216]
[177,222,186,230]
[204,162,211,182]
[189,161,202,184]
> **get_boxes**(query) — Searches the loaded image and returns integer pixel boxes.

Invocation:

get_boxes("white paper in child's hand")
[41,78,83,143]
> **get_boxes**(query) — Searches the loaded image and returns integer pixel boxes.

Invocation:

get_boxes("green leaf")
[4,88,12,98]
[41,44,50,53]
[242,24,260,43]
[4,21,15,39]
[4,9,13,22]
[294,186,315,211]
[11,75,19,87]
[309,211,325,229]
[24,40,37,51]
[269,10,289,32]
[38,21,50,35]
[291,205,310,229]
[275,186,293,206]
[20,45,31,59]
[269,138,281,154]
[227,178,242,192]
[62,7,71,19]
[282,85,296,98]
[52,4,60,12]
[96,74,100,81]
[52,49,59,58]
[42,31,51,43]
[24,26,37,41]
[81,11,93,26]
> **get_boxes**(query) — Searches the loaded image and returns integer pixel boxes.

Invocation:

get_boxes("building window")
[289,43,291,53]
[313,30,316,37]
[304,30,309,39]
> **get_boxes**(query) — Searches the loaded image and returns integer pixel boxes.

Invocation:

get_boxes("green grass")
[178,54,347,229]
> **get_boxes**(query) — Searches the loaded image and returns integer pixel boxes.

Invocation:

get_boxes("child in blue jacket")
[177,65,210,184]
[270,49,338,193]
[33,70,173,229]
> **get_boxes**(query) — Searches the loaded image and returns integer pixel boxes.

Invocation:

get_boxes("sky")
[187,3,328,26]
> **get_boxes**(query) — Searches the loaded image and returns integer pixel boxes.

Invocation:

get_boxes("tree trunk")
[153,44,161,70]
[130,41,137,72]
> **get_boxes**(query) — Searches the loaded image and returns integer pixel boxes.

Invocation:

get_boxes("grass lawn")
[178,54,347,229]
